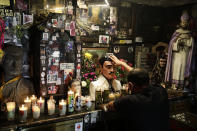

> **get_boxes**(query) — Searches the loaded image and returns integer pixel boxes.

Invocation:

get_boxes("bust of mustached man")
[0,45,35,106]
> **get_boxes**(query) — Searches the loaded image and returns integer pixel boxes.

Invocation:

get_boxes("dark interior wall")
[131,4,195,44]
[117,6,132,32]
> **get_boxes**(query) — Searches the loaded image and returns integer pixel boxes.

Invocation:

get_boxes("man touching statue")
[89,55,133,101]
[89,56,122,101]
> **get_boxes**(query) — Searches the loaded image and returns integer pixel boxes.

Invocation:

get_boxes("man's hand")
[106,101,115,111]
[109,55,124,66]
[110,55,133,72]
[100,101,115,112]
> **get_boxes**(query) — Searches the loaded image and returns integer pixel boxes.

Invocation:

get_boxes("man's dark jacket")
[114,85,169,131]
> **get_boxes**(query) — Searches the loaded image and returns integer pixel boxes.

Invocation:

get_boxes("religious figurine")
[151,42,168,87]
[0,45,34,107]
[165,11,194,90]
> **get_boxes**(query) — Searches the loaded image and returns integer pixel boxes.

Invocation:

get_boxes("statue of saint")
[165,11,194,90]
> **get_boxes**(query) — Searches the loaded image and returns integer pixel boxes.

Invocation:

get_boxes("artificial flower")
[81,81,87,87]
[85,52,92,60]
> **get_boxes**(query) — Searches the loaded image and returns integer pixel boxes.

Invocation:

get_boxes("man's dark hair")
[127,68,150,87]
[99,56,112,67]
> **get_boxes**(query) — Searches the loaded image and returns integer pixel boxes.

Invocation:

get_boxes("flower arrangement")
[114,59,133,84]
[82,72,97,87]
[81,52,99,89]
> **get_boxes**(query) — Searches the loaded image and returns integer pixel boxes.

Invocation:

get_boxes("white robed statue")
[165,11,194,90]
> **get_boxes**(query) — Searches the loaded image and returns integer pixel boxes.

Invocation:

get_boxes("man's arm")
[109,55,133,72]
[106,101,115,111]
[104,95,132,114]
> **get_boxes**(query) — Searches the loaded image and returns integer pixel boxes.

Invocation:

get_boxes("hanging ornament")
[128,46,133,53]
[113,46,120,54]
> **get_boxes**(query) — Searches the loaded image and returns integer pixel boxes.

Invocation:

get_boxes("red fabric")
[0,18,5,49]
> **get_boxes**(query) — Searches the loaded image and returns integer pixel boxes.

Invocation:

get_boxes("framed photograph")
[70,29,76,36]
[23,13,33,25]
[52,19,58,27]
[70,21,75,30]
[48,85,58,94]
[99,35,109,44]
[47,70,58,84]
[65,22,70,30]
[43,33,48,41]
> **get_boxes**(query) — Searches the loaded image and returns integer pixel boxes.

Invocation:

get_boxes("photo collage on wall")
[40,12,77,96]
[76,4,116,46]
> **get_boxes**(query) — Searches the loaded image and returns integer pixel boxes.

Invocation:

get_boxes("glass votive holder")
[19,104,28,122]
[114,92,121,99]
[108,93,115,101]
[24,96,31,113]
[85,96,92,110]
[121,88,127,96]
[32,104,40,119]
[6,102,15,121]
[37,97,45,113]
[31,95,37,104]
[68,90,74,113]
[103,90,110,103]
[47,99,55,115]
[75,94,82,111]
[59,99,66,116]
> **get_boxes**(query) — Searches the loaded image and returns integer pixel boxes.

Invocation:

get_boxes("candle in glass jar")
[59,99,66,116]
[6,102,15,121]
[37,97,45,113]
[47,97,55,115]
[85,96,92,110]
[31,95,37,104]
[32,104,40,119]
[75,93,81,111]
[19,104,28,122]
[24,96,31,112]
[109,93,115,101]
[114,92,121,98]
[67,90,74,113]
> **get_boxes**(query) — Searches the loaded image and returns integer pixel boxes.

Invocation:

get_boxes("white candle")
[24,96,31,112]
[32,104,40,119]
[47,98,55,115]
[68,90,74,113]
[37,97,45,113]
[109,93,115,101]
[75,93,81,111]
[19,104,28,122]
[6,102,15,121]
[31,95,37,104]
[86,97,92,110]
[59,99,66,116]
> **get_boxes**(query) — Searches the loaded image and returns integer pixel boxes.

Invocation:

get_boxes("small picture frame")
[23,13,33,25]
[52,36,57,41]
[99,35,110,44]
[52,19,58,27]
[43,33,48,41]
[65,23,70,30]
